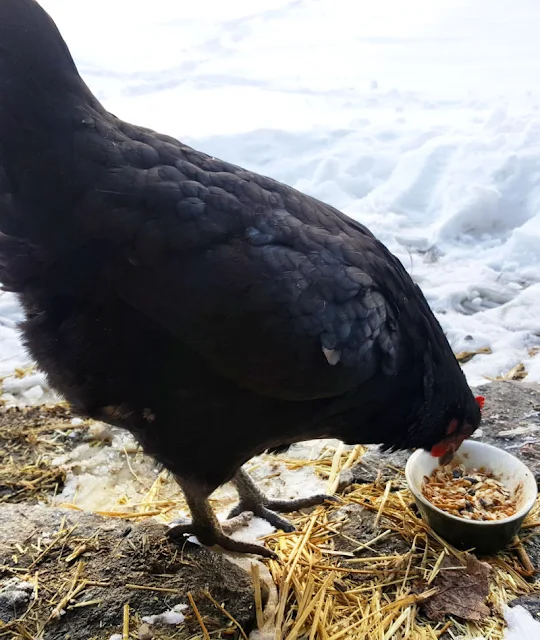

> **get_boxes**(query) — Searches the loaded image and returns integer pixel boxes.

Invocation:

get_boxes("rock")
[0,578,34,622]
[340,381,540,488]
[472,381,540,486]
[329,503,409,556]
[0,504,258,640]
[509,594,540,620]
[138,623,154,640]
[338,447,410,489]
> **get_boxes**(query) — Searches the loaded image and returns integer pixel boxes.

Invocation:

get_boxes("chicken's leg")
[228,468,336,531]
[167,477,276,558]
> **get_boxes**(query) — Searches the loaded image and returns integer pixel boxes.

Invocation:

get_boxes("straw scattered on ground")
[257,447,540,640]
[455,348,492,365]
[0,403,90,504]
[0,403,539,639]
[67,442,539,640]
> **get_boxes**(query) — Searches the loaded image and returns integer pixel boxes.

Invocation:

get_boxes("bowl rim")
[405,440,538,526]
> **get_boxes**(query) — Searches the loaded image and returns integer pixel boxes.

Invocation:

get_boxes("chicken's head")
[429,395,484,465]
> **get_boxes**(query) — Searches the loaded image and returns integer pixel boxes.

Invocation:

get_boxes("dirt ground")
[0,504,258,640]
[0,381,539,638]
[0,404,90,504]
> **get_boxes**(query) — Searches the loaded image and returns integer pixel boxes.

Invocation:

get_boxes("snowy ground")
[3,2,540,637]
[2,0,540,401]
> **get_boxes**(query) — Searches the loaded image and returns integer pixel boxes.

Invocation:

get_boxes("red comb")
[475,396,485,410]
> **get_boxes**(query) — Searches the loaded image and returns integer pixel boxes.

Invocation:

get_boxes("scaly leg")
[167,477,276,558]
[228,468,336,531]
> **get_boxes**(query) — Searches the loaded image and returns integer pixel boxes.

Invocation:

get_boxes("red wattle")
[430,443,448,457]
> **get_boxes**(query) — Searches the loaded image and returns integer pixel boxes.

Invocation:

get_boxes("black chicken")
[0,0,482,557]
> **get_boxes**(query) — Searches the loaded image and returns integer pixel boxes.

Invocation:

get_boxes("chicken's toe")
[167,518,276,558]
[166,517,204,541]
[228,502,296,532]
[227,494,338,532]
[213,533,278,558]
[230,468,339,532]
[265,494,339,513]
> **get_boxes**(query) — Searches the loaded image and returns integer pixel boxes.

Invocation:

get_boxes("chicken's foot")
[228,467,336,532]
[167,477,276,558]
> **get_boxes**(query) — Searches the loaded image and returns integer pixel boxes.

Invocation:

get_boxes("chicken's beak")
[437,443,457,466]
[430,434,466,466]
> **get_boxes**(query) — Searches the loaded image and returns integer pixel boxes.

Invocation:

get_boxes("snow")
[142,603,188,626]
[52,424,330,516]
[3,3,540,636]
[0,0,539,397]
[466,606,540,640]
[502,605,540,639]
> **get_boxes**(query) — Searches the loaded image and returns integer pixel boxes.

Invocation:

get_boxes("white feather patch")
[322,347,341,365]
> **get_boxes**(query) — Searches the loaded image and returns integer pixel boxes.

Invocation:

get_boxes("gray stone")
[330,503,409,556]
[340,381,540,488]
[471,381,540,486]
[509,593,540,619]
[338,447,410,489]
[0,578,34,623]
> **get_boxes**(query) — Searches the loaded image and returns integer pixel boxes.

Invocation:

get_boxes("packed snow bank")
[3,106,540,394]
[190,106,540,386]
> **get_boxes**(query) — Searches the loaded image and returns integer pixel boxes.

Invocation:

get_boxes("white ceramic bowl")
[405,440,538,554]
